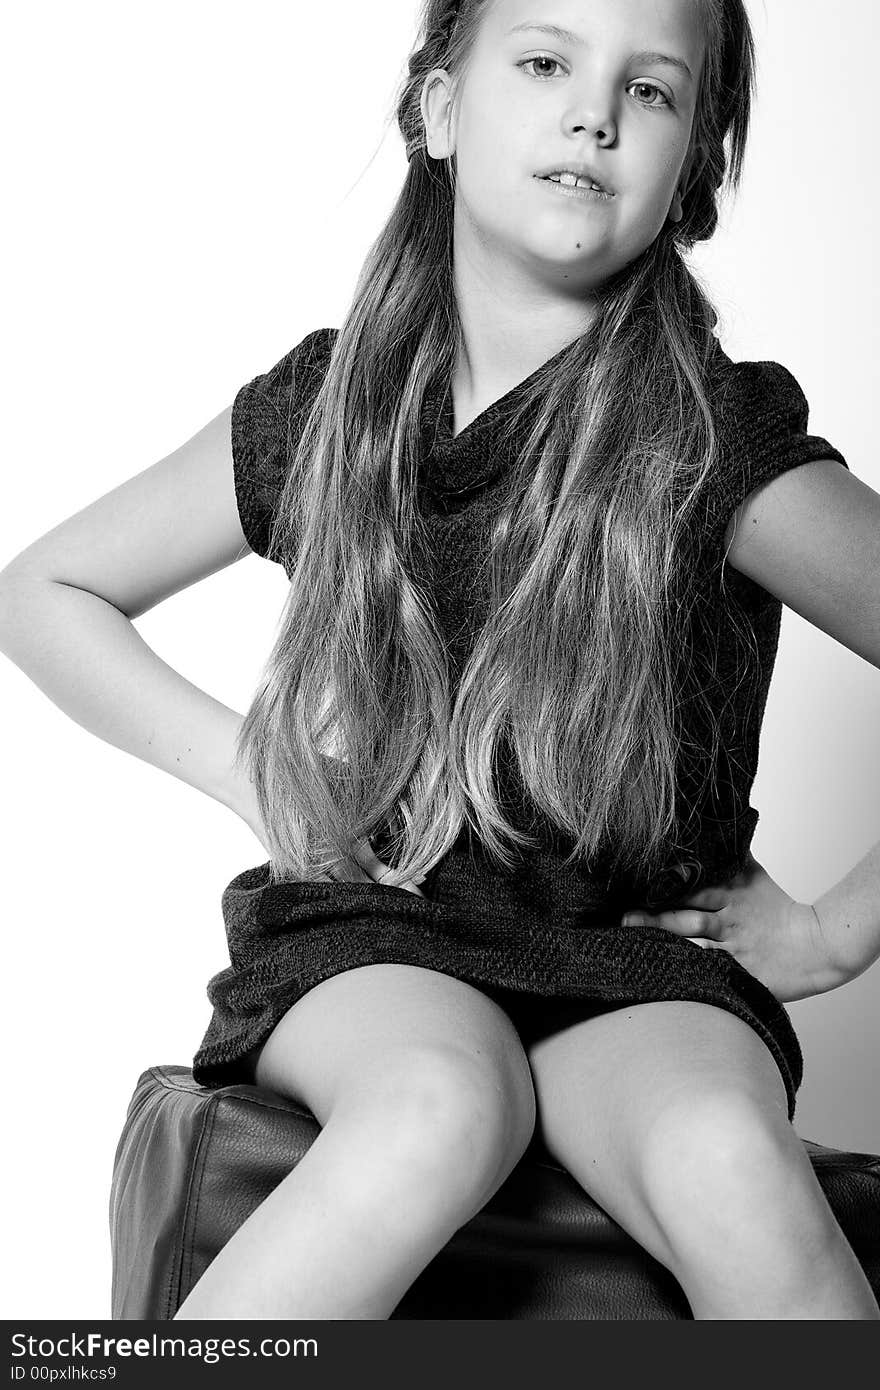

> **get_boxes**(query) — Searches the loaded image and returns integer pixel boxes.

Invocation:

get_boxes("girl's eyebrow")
[506,21,695,83]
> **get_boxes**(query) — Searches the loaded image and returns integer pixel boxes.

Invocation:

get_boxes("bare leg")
[528,1000,880,1320]
[175,965,536,1319]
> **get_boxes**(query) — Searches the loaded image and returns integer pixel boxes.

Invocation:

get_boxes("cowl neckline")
[420,338,578,499]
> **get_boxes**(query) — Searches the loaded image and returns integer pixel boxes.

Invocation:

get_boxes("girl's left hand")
[619,851,846,1003]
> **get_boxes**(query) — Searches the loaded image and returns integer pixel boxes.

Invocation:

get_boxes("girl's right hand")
[240,796,425,896]
[326,838,427,896]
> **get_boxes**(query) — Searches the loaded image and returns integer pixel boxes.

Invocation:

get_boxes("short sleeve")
[707,357,850,576]
[231,327,337,566]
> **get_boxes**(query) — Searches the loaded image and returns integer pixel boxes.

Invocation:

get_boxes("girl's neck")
[450,322,591,439]
[451,290,599,439]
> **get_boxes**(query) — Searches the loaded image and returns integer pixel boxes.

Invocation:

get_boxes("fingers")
[330,839,426,896]
[351,839,391,880]
[621,907,726,941]
[621,908,703,932]
[683,934,722,956]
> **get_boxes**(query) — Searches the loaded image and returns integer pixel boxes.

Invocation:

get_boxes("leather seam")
[169,1100,220,1316]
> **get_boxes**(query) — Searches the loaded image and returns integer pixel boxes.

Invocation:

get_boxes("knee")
[343,1044,537,1202]
[636,1084,803,1220]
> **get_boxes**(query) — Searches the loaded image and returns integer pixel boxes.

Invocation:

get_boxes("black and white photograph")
[2,0,879,1328]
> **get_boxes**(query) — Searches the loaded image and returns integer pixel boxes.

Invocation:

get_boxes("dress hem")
[191,932,802,1123]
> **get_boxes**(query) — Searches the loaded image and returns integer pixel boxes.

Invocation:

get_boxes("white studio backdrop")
[1,0,877,1319]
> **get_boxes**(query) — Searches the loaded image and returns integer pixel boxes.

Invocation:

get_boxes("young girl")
[3,0,879,1321]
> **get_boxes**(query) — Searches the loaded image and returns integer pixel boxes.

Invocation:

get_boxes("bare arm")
[0,403,266,837]
[724,458,880,982]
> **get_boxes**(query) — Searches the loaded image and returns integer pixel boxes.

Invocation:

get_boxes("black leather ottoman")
[109,1065,880,1320]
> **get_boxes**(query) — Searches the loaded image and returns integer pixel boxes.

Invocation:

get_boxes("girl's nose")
[566,93,618,147]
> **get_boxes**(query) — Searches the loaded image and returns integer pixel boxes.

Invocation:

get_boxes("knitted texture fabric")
[192,327,850,1119]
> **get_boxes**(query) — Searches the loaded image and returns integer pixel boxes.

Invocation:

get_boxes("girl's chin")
[525,231,609,267]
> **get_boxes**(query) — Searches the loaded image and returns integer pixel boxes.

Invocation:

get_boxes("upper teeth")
[547,172,604,191]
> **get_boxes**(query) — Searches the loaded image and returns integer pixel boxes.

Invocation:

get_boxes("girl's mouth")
[535,175,614,203]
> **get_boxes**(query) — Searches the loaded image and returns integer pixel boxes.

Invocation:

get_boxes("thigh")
[527,1000,799,1270]
[251,963,536,1140]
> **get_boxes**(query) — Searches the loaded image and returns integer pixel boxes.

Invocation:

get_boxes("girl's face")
[427,0,707,296]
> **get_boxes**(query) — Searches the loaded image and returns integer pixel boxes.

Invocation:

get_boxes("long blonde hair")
[233,0,757,889]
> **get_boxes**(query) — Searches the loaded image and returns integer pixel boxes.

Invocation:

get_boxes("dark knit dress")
[192,327,850,1122]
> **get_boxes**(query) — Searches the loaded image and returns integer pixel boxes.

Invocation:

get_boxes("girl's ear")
[669,141,709,223]
[680,141,710,200]
[421,68,456,160]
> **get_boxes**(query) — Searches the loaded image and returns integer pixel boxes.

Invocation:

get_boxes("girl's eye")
[517,55,564,81]
[517,57,674,110]
[629,81,672,109]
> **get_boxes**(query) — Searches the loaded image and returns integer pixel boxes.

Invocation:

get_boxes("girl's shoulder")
[698,338,850,602]
[704,337,850,511]
[237,326,339,410]
[231,328,338,565]
[707,338,826,440]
